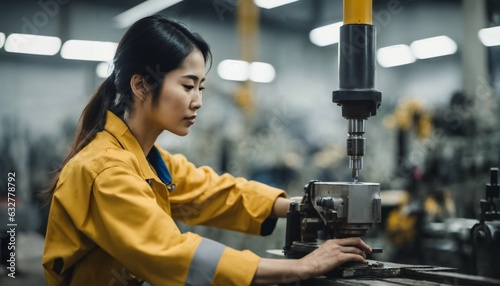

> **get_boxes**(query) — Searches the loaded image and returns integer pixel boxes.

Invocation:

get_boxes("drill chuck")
[347,119,365,181]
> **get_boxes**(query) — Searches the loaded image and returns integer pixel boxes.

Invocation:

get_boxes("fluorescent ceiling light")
[114,0,183,29]
[478,26,500,47]
[96,62,113,78]
[218,60,276,82]
[309,21,343,47]
[0,33,5,49]
[254,0,298,9]
[377,44,415,68]
[61,40,118,61]
[249,62,275,83]
[410,36,457,59]
[217,60,250,81]
[4,33,61,56]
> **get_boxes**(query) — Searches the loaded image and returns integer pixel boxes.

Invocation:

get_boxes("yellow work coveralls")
[43,111,286,286]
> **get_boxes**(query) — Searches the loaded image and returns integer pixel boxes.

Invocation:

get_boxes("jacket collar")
[103,110,157,181]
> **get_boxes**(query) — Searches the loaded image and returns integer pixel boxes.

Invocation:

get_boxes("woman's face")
[147,49,206,136]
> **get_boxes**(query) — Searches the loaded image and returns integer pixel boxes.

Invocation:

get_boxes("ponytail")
[40,73,117,204]
[75,72,117,151]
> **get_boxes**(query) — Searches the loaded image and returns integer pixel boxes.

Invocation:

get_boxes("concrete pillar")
[462,0,491,98]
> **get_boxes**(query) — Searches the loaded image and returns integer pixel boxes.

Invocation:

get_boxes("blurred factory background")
[0,0,499,284]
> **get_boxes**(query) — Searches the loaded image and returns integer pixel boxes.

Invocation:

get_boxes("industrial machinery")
[281,1,500,285]
[283,0,382,259]
[471,168,500,279]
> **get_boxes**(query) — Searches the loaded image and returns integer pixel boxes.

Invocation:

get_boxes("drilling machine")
[284,0,382,261]
[280,2,500,285]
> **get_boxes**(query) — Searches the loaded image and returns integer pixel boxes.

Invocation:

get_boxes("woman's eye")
[199,87,205,93]
[183,85,195,90]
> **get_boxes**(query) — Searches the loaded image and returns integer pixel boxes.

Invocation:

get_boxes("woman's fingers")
[322,240,366,256]
[337,252,367,264]
[322,239,370,262]
[340,246,366,258]
[299,237,372,279]
[332,237,372,253]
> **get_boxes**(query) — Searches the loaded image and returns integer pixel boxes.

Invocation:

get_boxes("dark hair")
[40,15,211,203]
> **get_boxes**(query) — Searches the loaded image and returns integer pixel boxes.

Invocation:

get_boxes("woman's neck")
[123,111,161,157]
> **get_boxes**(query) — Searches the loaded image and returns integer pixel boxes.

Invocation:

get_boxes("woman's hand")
[252,237,372,285]
[297,237,372,279]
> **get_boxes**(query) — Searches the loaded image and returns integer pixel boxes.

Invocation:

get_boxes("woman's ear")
[130,74,151,101]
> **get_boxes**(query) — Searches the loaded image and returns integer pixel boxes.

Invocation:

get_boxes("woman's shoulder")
[60,142,141,183]
[154,144,188,162]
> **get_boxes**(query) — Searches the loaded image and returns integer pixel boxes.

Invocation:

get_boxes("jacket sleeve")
[85,162,261,286]
[160,149,287,235]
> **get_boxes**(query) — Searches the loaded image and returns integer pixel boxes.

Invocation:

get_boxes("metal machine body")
[312,182,381,236]
[284,180,381,259]
[332,0,382,182]
[281,173,500,286]
[470,168,500,279]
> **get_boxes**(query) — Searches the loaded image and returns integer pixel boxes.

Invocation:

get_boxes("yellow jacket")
[43,111,286,286]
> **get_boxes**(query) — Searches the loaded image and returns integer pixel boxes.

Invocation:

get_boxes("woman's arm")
[252,237,372,285]
[162,151,288,235]
[271,196,302,218]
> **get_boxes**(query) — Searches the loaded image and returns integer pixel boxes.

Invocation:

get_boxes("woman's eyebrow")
[182,74,206,83]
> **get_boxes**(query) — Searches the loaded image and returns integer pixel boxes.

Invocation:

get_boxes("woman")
[42,15,372,286]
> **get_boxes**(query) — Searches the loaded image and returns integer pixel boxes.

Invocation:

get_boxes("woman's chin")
[173,129,189,137]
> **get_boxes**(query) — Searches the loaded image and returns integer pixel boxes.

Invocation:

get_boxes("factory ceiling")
[81,0,464,33]
[88,0,345,33]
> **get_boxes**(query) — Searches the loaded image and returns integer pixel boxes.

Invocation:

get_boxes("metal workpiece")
[283,180,382,259]
[309,182,381,237]
[281,260,500,286]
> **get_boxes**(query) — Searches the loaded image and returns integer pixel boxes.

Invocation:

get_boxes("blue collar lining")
[146,146,172,185]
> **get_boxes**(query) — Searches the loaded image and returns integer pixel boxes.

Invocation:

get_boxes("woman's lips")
[185,116,196,125]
